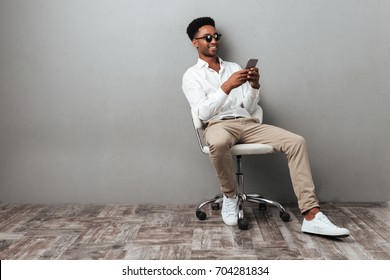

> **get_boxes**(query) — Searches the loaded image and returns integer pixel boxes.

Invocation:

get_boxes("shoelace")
[223,198,237,217]
[317,214,338,228]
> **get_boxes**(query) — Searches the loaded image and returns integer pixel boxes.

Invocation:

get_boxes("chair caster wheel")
[259,203,267,211]
[238,218,249,230]
[196,209,207,220]
[211,202,220,210]
[280,211,290,222]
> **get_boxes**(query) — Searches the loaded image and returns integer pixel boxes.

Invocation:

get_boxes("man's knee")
[294,135,306,146]
[208,139,231,154]
[289,134,307,153]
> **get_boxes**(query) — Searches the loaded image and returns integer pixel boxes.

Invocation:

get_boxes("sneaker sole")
[222,220,238,226]
[302,231,350,238]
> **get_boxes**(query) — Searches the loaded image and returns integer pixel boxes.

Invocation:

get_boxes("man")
[182,17,350,237]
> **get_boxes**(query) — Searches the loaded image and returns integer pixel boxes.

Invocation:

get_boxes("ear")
[192,39,199,49]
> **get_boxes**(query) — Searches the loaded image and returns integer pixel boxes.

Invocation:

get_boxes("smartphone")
[245,59,258,69]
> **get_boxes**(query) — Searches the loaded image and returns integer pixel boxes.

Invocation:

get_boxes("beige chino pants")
[205,117,320,214]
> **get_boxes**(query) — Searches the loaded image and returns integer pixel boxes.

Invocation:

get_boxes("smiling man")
[182,17,350,238]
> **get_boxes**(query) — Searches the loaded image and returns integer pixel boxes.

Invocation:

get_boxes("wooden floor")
[0,202,389,260]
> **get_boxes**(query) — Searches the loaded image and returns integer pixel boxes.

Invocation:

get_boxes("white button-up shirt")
[182,57,260,123]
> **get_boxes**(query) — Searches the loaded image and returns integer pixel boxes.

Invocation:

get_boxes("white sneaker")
[301,212,350,238]
[222,195,238,226]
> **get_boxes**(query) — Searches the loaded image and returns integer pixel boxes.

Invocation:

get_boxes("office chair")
[191,105,290,230]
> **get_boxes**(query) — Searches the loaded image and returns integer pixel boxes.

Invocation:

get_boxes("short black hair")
[186,17,215,40]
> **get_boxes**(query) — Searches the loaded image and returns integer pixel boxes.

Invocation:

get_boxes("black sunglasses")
[194,33,222,43]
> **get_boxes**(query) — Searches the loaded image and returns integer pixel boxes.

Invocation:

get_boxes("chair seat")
[202,143,274,155]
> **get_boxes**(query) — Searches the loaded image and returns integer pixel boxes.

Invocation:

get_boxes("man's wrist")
[250,82,260,89]
[221,83,232,95]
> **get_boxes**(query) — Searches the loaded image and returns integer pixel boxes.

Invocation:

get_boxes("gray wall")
[0,0,389,204]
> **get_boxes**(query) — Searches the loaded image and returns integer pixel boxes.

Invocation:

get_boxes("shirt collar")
[196,57,224,69]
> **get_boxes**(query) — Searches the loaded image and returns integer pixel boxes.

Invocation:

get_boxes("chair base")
[196,193,290,230]
[195,155,290,230]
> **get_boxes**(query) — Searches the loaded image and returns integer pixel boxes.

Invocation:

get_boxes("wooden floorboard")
[0,202,389,260]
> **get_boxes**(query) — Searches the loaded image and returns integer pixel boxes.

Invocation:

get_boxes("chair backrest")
[191,105,264,154]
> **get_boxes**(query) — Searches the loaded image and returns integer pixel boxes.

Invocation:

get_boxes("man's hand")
[221,68,260,94]
[221,69,250,94]
[247,67,260,89]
